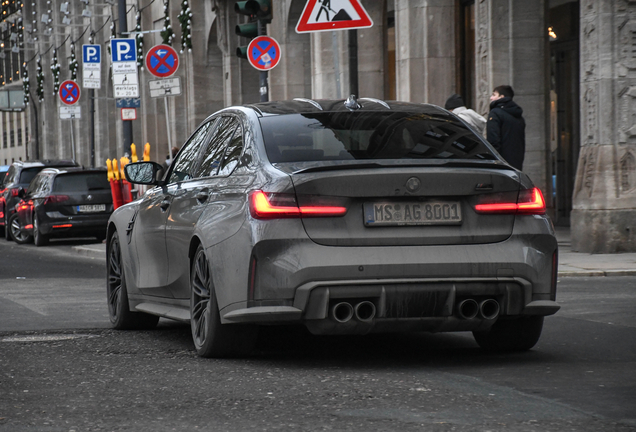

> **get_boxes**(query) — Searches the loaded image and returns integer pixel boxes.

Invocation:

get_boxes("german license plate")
[364,201,462,226]
[77,204,106,213]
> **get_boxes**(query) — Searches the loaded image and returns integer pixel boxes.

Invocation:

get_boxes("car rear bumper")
[217,216,559,333]
[38,215,109,237]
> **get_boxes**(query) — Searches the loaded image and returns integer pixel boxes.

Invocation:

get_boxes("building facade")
[1,0,634,252]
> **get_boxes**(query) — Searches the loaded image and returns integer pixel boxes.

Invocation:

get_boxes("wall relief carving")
[476,0,489,116]
[583,85,597,145]
[620,150,636,193]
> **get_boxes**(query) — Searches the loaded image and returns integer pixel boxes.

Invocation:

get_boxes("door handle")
[160,199,171,211]
[195,192,209,203]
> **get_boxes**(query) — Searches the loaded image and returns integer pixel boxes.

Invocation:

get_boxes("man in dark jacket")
[487,85,526,170]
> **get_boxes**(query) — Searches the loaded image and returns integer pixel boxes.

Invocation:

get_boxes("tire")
[473,316,544,352]
[9,213,32,244]
[33,215,49,247]
[107,231,159,330]
[190,244,258,358]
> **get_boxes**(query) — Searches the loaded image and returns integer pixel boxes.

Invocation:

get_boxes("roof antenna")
[344,94,361,111]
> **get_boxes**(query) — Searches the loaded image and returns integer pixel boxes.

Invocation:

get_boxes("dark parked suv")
[1,160,79,240]
[12,167,113,245]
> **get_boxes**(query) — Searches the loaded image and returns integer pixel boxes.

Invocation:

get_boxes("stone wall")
[571,0,636,252]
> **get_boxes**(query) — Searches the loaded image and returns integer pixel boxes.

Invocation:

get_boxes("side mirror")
[124,161,164,185]
[17,187,26,198]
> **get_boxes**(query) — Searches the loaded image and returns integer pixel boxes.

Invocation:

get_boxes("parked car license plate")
[364,201,462,226]
[77,204,106,213]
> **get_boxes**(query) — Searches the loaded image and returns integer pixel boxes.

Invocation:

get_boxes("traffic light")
[235,0,271,59]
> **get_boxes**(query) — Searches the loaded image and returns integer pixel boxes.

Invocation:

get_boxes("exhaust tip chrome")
[331,302,354,323]
[479,299,500,320]
[458,299,479,320]
[354,301,376,322]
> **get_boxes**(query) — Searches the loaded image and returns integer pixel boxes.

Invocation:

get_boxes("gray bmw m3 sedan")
[107,97,559,358]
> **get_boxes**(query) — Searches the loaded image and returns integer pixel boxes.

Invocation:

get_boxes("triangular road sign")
[296,0,374,33]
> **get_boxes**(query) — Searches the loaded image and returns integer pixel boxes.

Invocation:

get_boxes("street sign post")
[247,36,281,71]
[82,44,101,89]
[121,108,137,121]
[116,98,141,108]
[59,80,81,105]
[110,38,139,98]
[295,0,373,33]
[146,44,179,78]
[146,44,181,166]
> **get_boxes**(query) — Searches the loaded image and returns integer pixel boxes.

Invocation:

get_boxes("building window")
[17,128,22,146]
[10,130,14,147]
[2,131,6,148]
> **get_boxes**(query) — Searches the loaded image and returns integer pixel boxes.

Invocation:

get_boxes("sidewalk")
[73,227,636,277]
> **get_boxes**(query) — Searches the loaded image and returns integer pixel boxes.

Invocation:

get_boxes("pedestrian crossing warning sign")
[295,0,373,33]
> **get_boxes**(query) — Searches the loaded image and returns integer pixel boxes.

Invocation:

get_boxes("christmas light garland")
[69,43,78,81]
[177,0,192,53]
[161,0,174,46]
[36,56,44,102]
[50,49,60,95]
[136,12,144,69]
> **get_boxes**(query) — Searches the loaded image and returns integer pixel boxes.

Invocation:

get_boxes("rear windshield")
[53,172,110,192]
[18,167,45,185]
[259,112,496,163]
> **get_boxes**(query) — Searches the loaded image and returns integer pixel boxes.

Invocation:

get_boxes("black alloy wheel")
[107,231,159,330]
[33,214,49,247]
[190,244,258,358]
[9,213,32,244]
[473,316,544,352]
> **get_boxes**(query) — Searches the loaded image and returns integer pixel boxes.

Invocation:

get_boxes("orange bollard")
[130,143,138,163]
[143,143,150,162]
[110,159,124,210]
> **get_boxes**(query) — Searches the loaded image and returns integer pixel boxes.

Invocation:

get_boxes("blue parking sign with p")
[110,38,137,62]
[83,44,101,63]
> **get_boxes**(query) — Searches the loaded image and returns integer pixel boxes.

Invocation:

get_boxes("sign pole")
[164,97,173,164]
[70,118,76,162]
[90,89,95,167]
[118,0,133,156]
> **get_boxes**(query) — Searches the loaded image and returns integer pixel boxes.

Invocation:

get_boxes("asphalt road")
[0,239,635,432]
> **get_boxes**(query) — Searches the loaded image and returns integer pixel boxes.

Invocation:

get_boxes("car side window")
[195,117,239,178]
[218,125,244,177]
[167,121,213,184]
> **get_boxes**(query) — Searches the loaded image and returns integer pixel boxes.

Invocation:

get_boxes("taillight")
[474,187,546,215]
[11,188,19,197]
[43,195,70,205]
[17,200,33,211]
[249,191,348,219]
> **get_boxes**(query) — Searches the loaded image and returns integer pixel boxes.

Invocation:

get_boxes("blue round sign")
[146,44,180,78]
[59,80,81,105]
[247,36,281,71]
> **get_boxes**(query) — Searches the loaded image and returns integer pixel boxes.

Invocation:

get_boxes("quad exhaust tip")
[479,299,500,320]
[331,301,377,323]
[457,298,500,320]
[354,301,376,322]
[458,299,479,320]
[331,302,355,323]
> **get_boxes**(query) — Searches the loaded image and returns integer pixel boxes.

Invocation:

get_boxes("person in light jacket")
[444,94,487,134]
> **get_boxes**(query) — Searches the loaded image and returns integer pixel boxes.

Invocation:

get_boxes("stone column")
[571,0,636,253]
[474,0,549,196]
[394,0,456,105]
